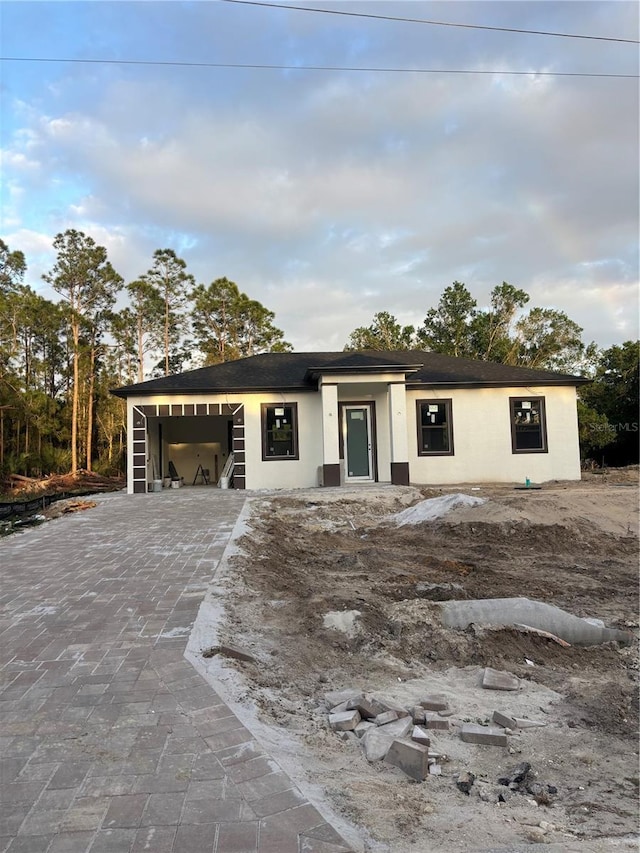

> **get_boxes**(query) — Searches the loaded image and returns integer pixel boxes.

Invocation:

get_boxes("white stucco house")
[111,350,588,493]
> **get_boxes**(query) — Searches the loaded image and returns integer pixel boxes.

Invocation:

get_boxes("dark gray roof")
[111,351,588,397]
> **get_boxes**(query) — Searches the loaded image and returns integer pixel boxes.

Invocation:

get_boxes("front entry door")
[343,405,374,481]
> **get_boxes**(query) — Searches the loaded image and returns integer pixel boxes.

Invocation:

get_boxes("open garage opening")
[148,414,235,488]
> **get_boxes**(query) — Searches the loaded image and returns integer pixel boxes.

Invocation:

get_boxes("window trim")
[261,402,299,461]
[416,399,454,457]
[509,396,548,454]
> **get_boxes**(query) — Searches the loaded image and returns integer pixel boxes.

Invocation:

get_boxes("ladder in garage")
[217,452,234,488]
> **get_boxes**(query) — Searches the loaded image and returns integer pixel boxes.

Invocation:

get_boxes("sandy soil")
[198,469,639,852]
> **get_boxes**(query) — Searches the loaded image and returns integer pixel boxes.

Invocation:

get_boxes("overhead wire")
[220,0,640,45]
[1,57,636,79]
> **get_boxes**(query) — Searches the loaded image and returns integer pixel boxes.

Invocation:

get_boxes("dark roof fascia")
[111,384,318,399]
[406,377,590,391]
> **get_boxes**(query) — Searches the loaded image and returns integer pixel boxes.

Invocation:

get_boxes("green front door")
[344,405,373,480]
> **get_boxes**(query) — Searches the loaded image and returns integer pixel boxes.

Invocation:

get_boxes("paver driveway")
[0,489,353,853]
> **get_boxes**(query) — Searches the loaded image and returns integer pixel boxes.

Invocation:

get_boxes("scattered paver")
[492,710,517,729]
[362,717,413,762]
[456,771,476,795]
[385,739,430,781]
[411,726,430,746]
[481,667,520,691]
[424,712,449,731]
[374,710,399,726]
[460,724,508,746]
[419,694,449,711]
[329,710,361,732]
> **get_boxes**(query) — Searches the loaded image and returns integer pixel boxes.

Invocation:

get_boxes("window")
[416,399,454,456]
[510,397,547,453]
[261,403,299,460]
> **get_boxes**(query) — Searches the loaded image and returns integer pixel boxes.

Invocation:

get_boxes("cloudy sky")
[1,0,638,352]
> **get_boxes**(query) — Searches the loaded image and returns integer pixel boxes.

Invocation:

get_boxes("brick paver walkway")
[0,489,353,853]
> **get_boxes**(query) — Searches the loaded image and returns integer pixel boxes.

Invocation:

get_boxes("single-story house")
[111,350,588,493]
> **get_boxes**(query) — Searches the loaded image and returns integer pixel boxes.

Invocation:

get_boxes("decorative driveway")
[0,489,353,853]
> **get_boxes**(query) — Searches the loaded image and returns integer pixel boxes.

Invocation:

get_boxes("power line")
[1,56,636,78]
[220,0,640,45]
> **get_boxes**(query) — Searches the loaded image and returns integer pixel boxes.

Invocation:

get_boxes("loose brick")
[354,721,376,739]
[362,717,412,762]
[346,694,387,720]
[385,739,430,781]
[329,710,361,732]
[482,668,519,691]
[374,710,399,726]
[412,706,426,724]
[460,724,508,746]
[201,644,256,663]
[492,710,517,729]
[411,726,430,746]
[372,698,410,717]
[424,713,449,731]
[419,694,449,712]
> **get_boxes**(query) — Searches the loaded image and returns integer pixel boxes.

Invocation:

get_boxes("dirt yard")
[203,469,639,852]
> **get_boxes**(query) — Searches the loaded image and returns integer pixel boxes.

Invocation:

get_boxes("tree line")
[1,231,637,480]
[344,282,638,466]
[0,232,291,479]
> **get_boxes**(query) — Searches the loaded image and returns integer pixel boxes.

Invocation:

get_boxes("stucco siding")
[125,381,581,493]
[407,385,581,484]
[242,393,323,489]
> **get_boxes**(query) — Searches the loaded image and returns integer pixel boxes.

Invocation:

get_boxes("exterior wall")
[125,392,324,493]
[407,385,581,484]
[125,382,581,493]
[243,393,323,489]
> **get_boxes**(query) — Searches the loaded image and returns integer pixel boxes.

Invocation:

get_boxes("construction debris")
[482,667,520,691]
[460,724,508,746]
[201,644,256,663]
[320,673,557,782]
[456,771,476,795]
[329,710,361,732]
[385,739,431,781]
[492,710,517,729]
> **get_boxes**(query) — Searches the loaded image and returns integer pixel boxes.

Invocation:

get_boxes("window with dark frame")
[261,403,299,460]
[510,397,548,453]
[416,399,454,456]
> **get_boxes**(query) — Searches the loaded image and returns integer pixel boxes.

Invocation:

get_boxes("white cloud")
[1,0,637,350]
